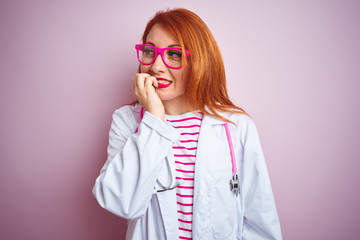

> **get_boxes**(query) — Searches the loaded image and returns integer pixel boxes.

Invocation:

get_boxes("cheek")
[173,72,186,88]
[140,65,150,73]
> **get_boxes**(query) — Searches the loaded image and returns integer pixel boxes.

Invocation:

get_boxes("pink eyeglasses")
[135,44,190,69]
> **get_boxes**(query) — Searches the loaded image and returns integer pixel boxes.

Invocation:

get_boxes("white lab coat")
[93,104,282,240]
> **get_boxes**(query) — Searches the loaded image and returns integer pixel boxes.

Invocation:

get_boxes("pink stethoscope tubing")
[134,107,239,196]
[224,122,239,196]
[224,123,237,174]
[134,107,144,134]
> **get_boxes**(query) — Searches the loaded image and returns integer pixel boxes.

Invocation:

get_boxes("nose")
[150,53,167,73]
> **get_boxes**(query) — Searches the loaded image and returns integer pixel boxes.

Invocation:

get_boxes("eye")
[142,46,155,56]
[167,50,182,59]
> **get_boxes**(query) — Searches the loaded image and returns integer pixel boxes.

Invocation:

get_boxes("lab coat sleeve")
[241,118,282,239]
[92,107,180,220]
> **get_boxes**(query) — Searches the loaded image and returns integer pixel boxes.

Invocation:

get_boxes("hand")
[132,73,165,120]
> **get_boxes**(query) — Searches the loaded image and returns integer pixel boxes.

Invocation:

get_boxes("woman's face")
[141,24,188,103]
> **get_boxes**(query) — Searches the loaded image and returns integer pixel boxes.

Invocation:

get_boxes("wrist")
[150,111,164,121]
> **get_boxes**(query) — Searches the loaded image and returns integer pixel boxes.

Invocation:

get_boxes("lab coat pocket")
[210,184,236,239]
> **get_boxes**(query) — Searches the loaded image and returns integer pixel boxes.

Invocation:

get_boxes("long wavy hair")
[137,8,247,121]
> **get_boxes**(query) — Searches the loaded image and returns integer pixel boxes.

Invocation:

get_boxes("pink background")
[1,0,359,239]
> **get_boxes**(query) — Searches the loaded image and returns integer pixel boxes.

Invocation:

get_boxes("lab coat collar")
[133,103,142,113]
[134,103,230,126]
[202,106,231,125]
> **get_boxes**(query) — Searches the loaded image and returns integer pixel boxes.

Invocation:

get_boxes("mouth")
[156,78,173,88]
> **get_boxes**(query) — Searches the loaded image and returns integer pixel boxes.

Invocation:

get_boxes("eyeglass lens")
[138,45,183,68]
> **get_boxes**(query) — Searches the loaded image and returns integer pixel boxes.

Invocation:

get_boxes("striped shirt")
[165,111,203,240]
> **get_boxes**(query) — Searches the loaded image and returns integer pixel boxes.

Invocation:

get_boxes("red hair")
[140,8,247,121]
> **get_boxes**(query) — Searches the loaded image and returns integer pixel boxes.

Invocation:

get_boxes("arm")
[92,107,179,220]
[241,118,282,239]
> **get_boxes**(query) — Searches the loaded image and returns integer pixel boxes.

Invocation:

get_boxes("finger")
[144,76,158,91]
[152,77,159,88]
[132,74,141,89]
[132,76,136,89]
[136,73,152,88]
[134,74,147,91]
[133,74,146,99]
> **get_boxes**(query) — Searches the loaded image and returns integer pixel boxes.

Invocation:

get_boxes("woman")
[93,8,282,240]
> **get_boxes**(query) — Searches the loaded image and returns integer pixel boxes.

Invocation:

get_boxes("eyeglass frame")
[135,44,191,69]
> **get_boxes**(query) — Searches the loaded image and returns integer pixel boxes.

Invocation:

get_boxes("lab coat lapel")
[192,115,228,239]
[156,113,230,239]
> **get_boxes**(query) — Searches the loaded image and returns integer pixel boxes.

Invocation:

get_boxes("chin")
[155,88,169,96]
[155,88,185,102]
[158,95,173,101]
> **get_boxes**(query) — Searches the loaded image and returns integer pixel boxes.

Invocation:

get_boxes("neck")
[163,96,191,115]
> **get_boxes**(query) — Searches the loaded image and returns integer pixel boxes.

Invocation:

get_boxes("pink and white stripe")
[165,111,203,240]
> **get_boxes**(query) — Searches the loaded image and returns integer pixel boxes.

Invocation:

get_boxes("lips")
[156,78,172,88]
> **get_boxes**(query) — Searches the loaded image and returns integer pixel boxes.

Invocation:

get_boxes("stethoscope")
[135,107,240,197]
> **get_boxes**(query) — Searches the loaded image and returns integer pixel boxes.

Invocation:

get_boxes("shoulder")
[110,104,142,132]
[204,110,259,143]
[227,112,253,125]
[112,104,141,121]
[226,112,260,144]
[204,108,256,133]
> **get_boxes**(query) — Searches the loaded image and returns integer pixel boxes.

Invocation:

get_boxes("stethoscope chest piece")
[230,173,240,197]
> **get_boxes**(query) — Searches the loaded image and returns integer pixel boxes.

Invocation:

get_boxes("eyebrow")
[145,41,181,48]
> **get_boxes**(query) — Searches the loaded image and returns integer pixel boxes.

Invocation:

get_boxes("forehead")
[146,24,180,46]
